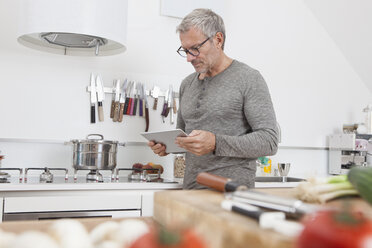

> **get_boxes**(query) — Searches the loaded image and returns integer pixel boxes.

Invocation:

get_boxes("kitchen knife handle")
[173,98,177,114]
[126,98,132,115]
[153,98,158,110]
[129,98,135,115]
[139,99,143,117]
[110,100,115,118]
[90,104,96,124]
[196,172,244,192]
[161,103,167,116]
[98,102,104,122]
[165,106,170,117]
[118,103,125,122]
[123,97,130,115]
[113,102,120,122]
[145,107,149,132]
[133,98,138,116]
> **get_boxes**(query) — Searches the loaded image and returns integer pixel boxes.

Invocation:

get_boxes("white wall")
[0,0,371,179]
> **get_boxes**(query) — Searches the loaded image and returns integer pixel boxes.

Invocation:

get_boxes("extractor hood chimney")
[17,0,128,56]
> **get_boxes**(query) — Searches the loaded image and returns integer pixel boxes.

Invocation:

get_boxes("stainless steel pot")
[69,134,125,170]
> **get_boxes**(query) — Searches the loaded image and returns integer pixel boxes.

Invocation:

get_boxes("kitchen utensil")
[118,79,128,122]
[151,86,160,110]
[90,73,97,124]
[161,89,169,122]
[110,80,117,118]
[96,75,105,122]
[168,85,174,124]
[69,134,125,170]
[123,81,132,115]
[196,172,319,218]
[129,82,136,116]
[132,82,139,116]
[221,200,303,237]
[113,79,121,122]
[143,84,150,132]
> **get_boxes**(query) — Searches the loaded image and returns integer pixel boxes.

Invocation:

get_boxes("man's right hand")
[148,141,168,157]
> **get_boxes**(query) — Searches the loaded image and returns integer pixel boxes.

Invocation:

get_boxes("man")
[149,8,278,189]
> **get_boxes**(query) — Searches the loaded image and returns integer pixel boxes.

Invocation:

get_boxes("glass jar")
[174,154,185,178]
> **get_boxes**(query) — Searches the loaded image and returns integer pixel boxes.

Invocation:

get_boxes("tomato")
[129,231,159,248]
[296,210,372,248]
[129,227,207,248]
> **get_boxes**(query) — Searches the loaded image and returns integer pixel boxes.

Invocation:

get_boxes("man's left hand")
[175,130,216,156]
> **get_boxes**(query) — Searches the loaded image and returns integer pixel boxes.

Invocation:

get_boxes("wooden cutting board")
[153,188,372,248]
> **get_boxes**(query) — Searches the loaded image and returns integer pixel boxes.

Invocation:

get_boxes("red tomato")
[179,229,206,248]
[129,231,159,248]
[296,210,372,248]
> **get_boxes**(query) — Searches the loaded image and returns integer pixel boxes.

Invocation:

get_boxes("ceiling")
[303,0,372,94]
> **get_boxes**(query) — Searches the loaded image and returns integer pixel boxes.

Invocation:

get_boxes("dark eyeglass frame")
[177,37,211,57]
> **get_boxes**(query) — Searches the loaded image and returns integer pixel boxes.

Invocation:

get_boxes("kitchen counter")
[0,180,182,192]
[153,189,372,248]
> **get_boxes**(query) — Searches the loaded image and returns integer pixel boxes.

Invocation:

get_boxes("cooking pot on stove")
[68,134,125,170]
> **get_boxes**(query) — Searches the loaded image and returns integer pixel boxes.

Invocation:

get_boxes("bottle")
[174,154,185,178]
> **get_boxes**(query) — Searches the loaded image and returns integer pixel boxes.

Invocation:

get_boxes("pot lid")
[71,134,119,144]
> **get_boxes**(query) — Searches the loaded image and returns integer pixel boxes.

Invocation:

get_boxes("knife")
[221,200,303,237]
[161,89,169,123]
[143,84,149,132]
[113,79,121,122]
[110,80,116,119]
[90,73,97,124]
[138,83,144,117]
[123,81,132,115]
[168,85,174,124]
[197,172,319,218]
[132,82,139,116]
[118,79,128,123]
[151,86,160,110]
[129,82,136,116]
[96,75,105,122]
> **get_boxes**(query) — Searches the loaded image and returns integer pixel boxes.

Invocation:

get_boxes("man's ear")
[215,32,224,49]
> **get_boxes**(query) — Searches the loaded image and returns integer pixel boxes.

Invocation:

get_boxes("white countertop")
[0,181,182,192]
[255,182,300,188]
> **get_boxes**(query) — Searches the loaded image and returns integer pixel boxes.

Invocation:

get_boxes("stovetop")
[0,167,178,185]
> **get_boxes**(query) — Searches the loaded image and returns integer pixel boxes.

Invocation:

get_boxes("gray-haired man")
[149,8,278,189]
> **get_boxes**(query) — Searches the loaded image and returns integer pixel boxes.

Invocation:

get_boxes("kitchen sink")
[255,176,305,183]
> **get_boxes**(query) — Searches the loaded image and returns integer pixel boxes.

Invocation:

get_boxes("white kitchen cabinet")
[0,198,3,222]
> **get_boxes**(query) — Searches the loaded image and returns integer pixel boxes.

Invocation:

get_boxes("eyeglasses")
[177,37,211,58]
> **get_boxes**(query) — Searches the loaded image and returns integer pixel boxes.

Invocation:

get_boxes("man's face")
[179,27,218,74]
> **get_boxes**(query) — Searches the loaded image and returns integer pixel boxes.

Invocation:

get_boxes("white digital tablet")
[140,129,188,154]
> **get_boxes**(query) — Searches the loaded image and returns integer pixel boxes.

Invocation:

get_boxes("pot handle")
[86,134,104,140]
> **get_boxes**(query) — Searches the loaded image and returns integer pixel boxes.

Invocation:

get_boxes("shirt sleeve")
[214,71,279,158]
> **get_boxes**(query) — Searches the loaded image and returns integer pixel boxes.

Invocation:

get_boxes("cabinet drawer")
[4,194,141,213]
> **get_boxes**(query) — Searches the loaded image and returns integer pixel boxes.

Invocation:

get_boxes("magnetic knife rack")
[86,86,179,99]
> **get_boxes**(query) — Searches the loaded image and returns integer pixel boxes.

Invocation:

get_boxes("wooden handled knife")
[113,79,122,122]
[118,79,128,123]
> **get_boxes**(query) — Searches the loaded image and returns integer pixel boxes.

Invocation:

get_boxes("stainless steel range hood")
[17,0,128,56]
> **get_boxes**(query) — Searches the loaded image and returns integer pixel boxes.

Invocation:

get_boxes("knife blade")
[129,82,136,116]
[118,79,128,123]
[90,73,97,124]
[168,85,173,123]
[96,75,105,122]
[110,80,116,119]
[113,79,121,122]
[143,84,149,132]
[138,83,143,117]
[151,86,160,110]
[132,82,139,116]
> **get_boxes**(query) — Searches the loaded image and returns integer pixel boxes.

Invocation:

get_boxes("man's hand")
[175,130,216,156]
[147,141,168,157]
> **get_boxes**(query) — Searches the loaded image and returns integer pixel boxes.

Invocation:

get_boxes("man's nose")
[186,52,195,62]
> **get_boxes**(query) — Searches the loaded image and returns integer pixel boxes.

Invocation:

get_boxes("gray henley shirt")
[177,60,279,189]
